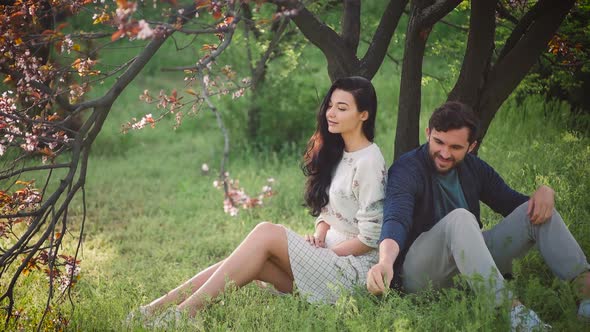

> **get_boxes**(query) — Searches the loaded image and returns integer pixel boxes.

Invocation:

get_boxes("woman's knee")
[252,222,285,240]
[254,221,281,232]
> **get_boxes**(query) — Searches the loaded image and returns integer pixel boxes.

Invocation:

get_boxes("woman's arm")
[352,152,387,249]
[330,237,372,256]
[306,220,330,248]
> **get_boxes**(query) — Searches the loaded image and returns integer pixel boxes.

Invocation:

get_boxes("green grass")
[2,15,590,332]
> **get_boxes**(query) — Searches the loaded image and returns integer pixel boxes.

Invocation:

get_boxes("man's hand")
[527,185,555,225]
[366,262,393,296]
[306,221,330,248]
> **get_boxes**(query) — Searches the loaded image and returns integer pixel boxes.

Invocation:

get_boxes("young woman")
[134,76,387,321]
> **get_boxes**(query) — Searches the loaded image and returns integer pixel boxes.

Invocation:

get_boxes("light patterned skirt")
[285,227,378,303]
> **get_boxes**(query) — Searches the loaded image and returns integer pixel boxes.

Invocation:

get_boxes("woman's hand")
[305,221,330,248]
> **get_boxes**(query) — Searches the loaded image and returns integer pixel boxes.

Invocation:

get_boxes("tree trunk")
[394,0,461,159]
[476,0,575,142]
[447,0,496,107]
[446,0,574,153]
[395,10,428,159]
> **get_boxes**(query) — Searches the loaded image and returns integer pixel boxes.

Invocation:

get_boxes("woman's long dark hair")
[302,76,377,217]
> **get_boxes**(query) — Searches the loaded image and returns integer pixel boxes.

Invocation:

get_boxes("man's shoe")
[510,304,551,331]
[578,299,590,322]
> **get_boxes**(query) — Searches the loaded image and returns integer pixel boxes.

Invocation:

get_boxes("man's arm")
[477,159,555,224]
[378,161,418,251]
[367,239,399,295]
[527,185,555,224]
[476,157,554,224]
[367,160,419,294]
[476,156,528,216]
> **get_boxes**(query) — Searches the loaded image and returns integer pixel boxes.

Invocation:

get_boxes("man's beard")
[430,151,461,174]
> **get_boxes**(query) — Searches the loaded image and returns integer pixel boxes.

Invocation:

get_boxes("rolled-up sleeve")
[353,156,387,248]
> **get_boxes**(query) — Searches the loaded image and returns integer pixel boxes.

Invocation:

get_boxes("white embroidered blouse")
[315,143,387,248]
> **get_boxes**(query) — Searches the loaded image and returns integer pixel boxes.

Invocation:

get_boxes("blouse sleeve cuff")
[357,234,379,249]
[315,215,326,227]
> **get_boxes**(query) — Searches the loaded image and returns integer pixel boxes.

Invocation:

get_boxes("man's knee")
[512,202,559,225]
[440,208,480,238]
[443,208,479,227]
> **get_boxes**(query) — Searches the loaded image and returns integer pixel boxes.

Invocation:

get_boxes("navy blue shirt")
[380,144,528,288]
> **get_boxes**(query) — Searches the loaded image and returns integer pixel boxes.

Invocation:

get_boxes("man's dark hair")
[428,101,480,144]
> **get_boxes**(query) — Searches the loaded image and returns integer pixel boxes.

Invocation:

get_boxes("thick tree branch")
[342,0,361,53]
[420,0,463,28]
[403,8,468,31]
[479,0,575,139]
[0,164,71,181]
[496,0,547,63]
[240,2,262,39]
[360,0,409,78]
[447,0,496,106]
[252,18,290,89]
[496,1,519,25]
[287,4,358,80]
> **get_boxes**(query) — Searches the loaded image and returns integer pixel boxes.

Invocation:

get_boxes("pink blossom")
[130,113,155,130]
[21,133,38,152]
[223,198,239,216]
[136,20,154,40]
[0,92,17,113]
[139,89,153,102]
[231,88,245,99]
[61,35,74,54]
[115,2,138,23]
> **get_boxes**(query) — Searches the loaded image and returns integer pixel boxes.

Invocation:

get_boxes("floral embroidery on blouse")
[314,143,387,248]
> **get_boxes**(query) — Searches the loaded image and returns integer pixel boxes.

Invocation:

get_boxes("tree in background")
[443,0,576,152]
[0,1,284,327]
[267,0,578,157]
[513,0,590,132]
[394,0,576,157]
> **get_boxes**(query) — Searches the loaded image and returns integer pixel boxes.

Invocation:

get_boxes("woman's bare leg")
[145,256,292,315]
[144,260,225,315]
[178,222,293,317]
